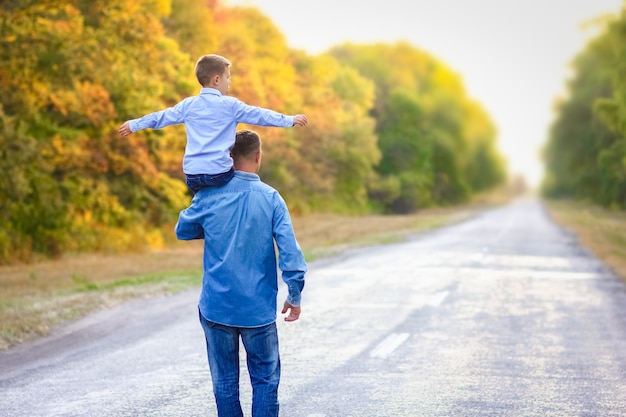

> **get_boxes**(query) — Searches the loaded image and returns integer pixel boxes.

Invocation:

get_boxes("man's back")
[175,171,306,328]
[177,129,305,417]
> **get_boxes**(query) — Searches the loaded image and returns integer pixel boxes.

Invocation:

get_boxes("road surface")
[1,198,626,416]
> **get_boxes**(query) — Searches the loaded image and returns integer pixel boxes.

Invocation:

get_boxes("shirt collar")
[200,87,222,96]
[234,171,260,181]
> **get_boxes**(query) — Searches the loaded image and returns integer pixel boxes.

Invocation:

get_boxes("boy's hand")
[282,301,301,322]
[118,121,132,136]
[292,114,308,127]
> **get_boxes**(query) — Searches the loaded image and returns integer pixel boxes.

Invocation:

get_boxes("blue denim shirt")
[129,88,295,175]
[175,171,307,328]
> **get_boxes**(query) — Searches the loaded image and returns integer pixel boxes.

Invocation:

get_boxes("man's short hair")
[195,54,231,86]
[232,130,261,160]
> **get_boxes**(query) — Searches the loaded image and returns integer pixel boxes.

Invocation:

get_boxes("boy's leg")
[241,323,281,417]
[199,310,244,417]
[186,167,235,194]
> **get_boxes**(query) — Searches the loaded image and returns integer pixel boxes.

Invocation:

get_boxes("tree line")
[543,4,626,207]
[0,0,505,263]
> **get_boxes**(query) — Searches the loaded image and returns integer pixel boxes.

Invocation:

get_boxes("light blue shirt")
[129,88,295,175]
[175,171,307,328]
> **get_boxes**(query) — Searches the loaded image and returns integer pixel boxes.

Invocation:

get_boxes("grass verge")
[0,248,205,350]
[0,192,509,351]
[544,199,626,282]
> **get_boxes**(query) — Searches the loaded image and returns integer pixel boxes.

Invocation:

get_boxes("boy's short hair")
[232,130,261,160]
[195,54,231,86]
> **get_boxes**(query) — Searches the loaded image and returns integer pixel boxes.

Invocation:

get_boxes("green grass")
[544,198,626,283]
[0,189,511,350]
[0,270,203,350]
[3,195,618,352]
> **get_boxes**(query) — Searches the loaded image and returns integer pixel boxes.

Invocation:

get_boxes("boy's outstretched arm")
[292,114,308,127]
[118,121,132,136]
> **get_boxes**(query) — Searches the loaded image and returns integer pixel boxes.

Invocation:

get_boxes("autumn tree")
[0,0,191,261]
[204,5,380,213]
[0,0,505,262]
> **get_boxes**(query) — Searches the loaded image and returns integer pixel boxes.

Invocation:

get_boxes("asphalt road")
[1,198,626,417]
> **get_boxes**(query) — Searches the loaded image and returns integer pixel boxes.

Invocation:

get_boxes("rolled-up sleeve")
[272,194,306,306]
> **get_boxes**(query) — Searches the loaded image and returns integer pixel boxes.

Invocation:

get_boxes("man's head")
[231,130,262,173]
[195,54,231,94]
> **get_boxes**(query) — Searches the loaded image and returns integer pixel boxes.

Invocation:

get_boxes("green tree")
[543,10,626,207]
[330,42,504,212]
[261,52,380,213]
[0,0,505,262]
[207,6,380,213]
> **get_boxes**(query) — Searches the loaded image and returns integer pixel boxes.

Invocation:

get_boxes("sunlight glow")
[227,0,624,187]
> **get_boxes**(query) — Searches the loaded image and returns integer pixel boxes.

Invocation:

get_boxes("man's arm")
[174,203,205,241]
[273,194,307,321]
[281,302,301,322]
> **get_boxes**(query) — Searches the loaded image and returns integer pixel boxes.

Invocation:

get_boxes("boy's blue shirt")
[128,88,295,175]
[175,171,307,328]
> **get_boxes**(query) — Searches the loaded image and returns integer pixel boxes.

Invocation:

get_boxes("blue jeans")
[199,310,281,417]
[186,167,235,194]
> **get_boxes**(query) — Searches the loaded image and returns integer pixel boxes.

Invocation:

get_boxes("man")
[175,130,307,417]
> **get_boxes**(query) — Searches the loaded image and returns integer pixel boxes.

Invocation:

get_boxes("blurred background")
[231,0,624,189]
[0,0,625,264]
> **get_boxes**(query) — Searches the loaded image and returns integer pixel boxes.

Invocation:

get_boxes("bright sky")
[228,0,624,187]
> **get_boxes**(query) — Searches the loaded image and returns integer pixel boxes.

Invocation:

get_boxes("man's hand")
[281,301,301,322]
[292,114,308,127]
[118,121,132,136]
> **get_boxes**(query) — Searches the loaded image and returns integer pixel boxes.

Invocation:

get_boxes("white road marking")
[369,333,410,359]
[306,414,327,417]
[426,290,449,307]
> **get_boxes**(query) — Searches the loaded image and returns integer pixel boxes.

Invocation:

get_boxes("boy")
[118,54,307,193]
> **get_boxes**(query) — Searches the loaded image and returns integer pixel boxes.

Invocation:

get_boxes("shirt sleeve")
[129,100,186,132]
[232,99,295,128]
[272,193,307,306]
[174,199,205,241]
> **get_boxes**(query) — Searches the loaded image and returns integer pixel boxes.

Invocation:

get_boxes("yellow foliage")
[144,0,172,18]
[48,82,116,127]
[214,6,296,110]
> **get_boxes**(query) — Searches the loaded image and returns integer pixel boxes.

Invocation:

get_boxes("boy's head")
[231,130,262,173]
[195,54,231,94]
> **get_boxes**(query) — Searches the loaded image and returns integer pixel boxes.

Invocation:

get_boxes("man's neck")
[234,163,258,174]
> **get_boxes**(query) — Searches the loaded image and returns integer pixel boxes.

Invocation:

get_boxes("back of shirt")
[175,171,306,327]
